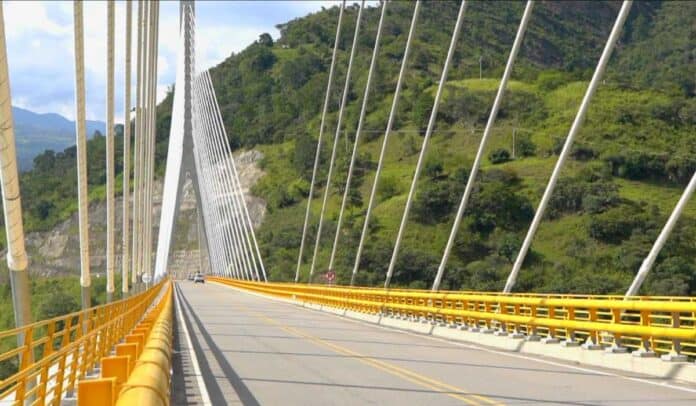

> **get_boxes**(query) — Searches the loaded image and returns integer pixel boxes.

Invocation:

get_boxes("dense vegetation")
[206,1,695,295]
[0,1,694,354]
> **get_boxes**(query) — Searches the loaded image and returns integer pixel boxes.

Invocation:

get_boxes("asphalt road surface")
[172,281,696,405]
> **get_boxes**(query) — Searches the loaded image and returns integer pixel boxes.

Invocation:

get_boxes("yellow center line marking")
[235,300,502,406]
[210,280,504,405]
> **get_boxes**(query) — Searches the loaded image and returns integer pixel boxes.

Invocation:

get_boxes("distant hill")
[12,106,105,170]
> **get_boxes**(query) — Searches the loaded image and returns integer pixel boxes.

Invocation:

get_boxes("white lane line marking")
[175,283,213,406]
[210,281,696,395]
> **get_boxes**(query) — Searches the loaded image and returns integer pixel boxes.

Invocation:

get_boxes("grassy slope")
[253,75,696,289]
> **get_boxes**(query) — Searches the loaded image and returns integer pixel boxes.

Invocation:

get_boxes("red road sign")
[326,270,336,283]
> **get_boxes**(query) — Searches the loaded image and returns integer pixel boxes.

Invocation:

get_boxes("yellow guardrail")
[0,281,165,405]
[113,282,173,406]
[210,277,696,357]
[76,281,173,406]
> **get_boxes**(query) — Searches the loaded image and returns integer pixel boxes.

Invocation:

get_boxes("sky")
[3,0,339,123]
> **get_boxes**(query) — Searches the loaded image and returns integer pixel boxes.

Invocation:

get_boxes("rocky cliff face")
[18,150,266,277]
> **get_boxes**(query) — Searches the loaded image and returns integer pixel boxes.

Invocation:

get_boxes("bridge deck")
[174,281,696,405]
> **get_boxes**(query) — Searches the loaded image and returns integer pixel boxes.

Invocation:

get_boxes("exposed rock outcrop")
[10,149,266,278]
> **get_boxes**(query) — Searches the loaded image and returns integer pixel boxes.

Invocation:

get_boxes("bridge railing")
[78,282,173,406]
[0,281,166,405]
[210,277,696,358]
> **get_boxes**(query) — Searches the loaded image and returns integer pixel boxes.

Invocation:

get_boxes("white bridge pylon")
[154,2,266,282]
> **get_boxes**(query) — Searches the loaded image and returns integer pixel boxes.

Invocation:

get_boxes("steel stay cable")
[351,1,420,285]
[189,78,222,276]
[197,77,250,280]
[184,15,226,278]
[203,70,268,281]
[133,0,147,284]
[191,79,244,277]
[195,76,254,280]
[143,0,155,282]
[190,122,223,278]
[385,1,468,288]
[432,1,534,291]
[296,1,346,282]
[130,0,141,285]
[149,1,161,281]
[182,13,228,278]
[143,0,153,282]
[309,1,365,283]
[139,0,152,283]
[122,0,132,295]
[192,124,227,278]
[195,77,252,280]
[626,171,696,296]
[329,0,387,273]
[191,69,230,280]
[72,0,92,307]
[180,17,230,278]
[198,81,257,281]
[182,16,224,278]
[190,89,227,278]
[145,1,160,282]
[200,70,261,280]
[105,0,115,300]
[504,1,633,293]
[196,75,256,280]
[201,72,264,281]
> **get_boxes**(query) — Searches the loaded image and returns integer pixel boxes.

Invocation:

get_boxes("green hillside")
[0,1,693,297]
[206,1,695,295]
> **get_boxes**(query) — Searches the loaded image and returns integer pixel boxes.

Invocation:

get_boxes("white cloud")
[2,0,347,124]
[4,1,69,38]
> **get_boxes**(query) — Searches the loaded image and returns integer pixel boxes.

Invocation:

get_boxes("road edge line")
[174,283,213,405]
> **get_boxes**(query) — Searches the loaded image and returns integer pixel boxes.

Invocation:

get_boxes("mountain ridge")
[12,106,106,170]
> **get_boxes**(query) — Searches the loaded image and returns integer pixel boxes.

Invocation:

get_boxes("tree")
[258,33,274,47]
[413,180,457,224]
[516,135,536,157]
[412,92,434,135]
[468,179,533,235]
[243,45,277,72]
[293,133,316,179]
[497,233,521,263]
[488,148,511,164]
[588,205,649,244]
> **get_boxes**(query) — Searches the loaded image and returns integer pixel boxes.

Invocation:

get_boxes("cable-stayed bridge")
[1,0,696,405]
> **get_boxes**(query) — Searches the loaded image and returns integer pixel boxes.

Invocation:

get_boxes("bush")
[424,159,444,179]
[588,205,648,244]
[547,177,619,218]
[497,233,521,263]
[604,150,668,181]
[666,155,696,185]
[571,144,598,161]
[536,70,571,91]
[413,180,458,224]
[468,179,534,234]
[516,135,536,157]
[488,148,511,164]
[378,175,402,202]
[645,257,696,295]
